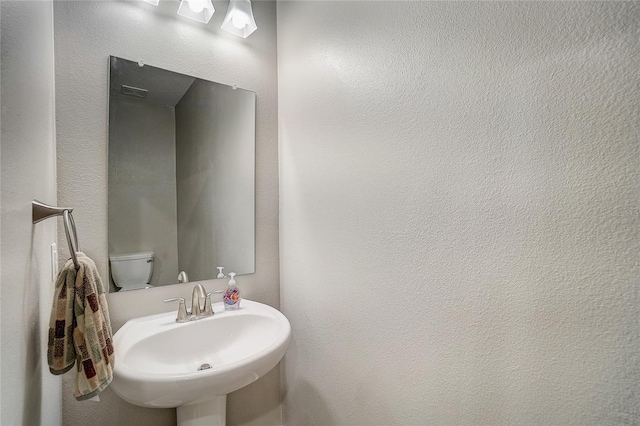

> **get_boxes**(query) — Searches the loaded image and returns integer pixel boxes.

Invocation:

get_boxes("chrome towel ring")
[32,200,80,269]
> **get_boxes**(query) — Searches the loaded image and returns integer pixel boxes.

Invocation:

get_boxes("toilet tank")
[109,252,154,287]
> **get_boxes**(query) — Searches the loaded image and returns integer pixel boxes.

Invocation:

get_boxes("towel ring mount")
[32,200,80,269]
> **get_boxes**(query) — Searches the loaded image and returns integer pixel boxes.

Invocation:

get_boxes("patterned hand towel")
[48,252,115,401]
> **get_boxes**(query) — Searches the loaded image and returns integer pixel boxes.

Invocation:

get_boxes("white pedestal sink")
[110,300,291,426]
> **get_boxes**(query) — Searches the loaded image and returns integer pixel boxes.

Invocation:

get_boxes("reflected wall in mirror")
[108,56,255,293]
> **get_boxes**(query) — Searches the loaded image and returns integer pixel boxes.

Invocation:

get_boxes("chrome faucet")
[163,283,219,322]
[191,283,207,318]
[177,270,189,283]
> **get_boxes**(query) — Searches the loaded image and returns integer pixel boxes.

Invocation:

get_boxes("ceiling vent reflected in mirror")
[121,85,148,99]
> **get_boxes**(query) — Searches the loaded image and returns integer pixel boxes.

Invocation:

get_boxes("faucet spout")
[191,283,206,317]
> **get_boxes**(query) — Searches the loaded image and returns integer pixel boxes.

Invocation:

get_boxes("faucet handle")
[201,293,214,318]
[163,297,189,323]
[200,290,224,318]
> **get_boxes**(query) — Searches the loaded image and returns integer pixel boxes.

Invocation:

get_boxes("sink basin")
[111,299,290,425]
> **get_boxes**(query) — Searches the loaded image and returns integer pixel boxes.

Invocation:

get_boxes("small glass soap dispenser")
[223,272,241,310]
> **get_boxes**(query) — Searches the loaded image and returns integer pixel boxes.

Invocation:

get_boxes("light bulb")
[178,0,214,23]
[231,11,248,29]
[188,0,205,13]
[221,0,257,37]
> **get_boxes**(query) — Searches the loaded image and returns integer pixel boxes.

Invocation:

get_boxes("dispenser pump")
[223,272,241,310]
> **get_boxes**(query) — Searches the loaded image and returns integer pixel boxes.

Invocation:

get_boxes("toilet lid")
[119,283,155,291]
[110,251,154,262]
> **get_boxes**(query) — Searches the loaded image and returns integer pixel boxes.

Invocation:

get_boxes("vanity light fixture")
[221,0,257,38]
[177,0,215,24]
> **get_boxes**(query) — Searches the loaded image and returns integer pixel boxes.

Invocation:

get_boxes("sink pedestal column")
[177,396,227,426]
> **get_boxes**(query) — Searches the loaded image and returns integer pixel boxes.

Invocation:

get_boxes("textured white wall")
[278,2,639,425]
[175,80,256,280]
[0,1,62,424]
[54,1,280,425]
[108,97,179,288]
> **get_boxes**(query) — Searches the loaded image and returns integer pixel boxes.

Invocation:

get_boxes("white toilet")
[109,251,155,291]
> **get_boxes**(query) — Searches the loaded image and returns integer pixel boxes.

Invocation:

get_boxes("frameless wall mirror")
[108,56,255,293]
